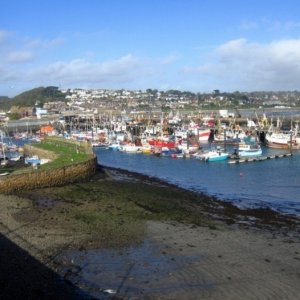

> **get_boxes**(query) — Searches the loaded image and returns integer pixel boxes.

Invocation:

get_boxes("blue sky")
[1,0,300,96]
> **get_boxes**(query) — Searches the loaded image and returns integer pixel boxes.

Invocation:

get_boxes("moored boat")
[148,139,177,148]
[108,141,121,150]
[234,143,263,157]
[198,128,211,142]
[160,147,182,157]
[25,155,41,165]
[205,150,229,162]
[265,122,300,149]
[265,131,300,149]
[141,143,152,154]
[196,146,229,162]
[119,143,142,153]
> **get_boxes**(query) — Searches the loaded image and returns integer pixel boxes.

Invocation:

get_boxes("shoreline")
[0,166,299,299]
[100,164,300,231]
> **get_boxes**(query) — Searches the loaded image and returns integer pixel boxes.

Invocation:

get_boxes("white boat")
[1,159,8,166]
[265,131,300,149]
[265,122,300,149]
[235,143,262,157]
[177,141,199,153]
[119,144,142,153]
[9,155,22,161]
[108,141,121,150]
[91,141,109,148]
[25,155,41,165]
[214,129,246,143]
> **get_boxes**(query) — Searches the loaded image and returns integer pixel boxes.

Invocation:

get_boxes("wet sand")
[0,167,299,299]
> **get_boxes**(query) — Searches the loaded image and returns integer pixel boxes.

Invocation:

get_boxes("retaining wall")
[0,138,97,194]
[0,157,97,194]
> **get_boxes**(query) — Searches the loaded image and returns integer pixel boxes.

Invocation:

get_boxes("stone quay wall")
[0,138,97,194]
[0,157,97,194]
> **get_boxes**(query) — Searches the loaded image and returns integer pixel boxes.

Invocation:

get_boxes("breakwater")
[0,138,97,194]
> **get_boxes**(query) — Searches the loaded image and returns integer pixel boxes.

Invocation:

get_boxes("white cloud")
[27,54,147,86]
[7,50,34,63]
[159,53,180,65]
[25,37,65,49]
[0,30,12,44]
[4,35,300,95]
[184,38,300,91]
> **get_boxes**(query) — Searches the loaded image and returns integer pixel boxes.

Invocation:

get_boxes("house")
[39,124,55,136]
[35,107,48,119]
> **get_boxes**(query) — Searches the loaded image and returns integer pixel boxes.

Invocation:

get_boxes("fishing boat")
[91,141,109,148]
[197,146,229,162]
[108,141,122,150]
[214,129,246,144]
[205,150,229,162]
[265,121,300,149]
[235,143,263,157]
[177,141,199,154]
[148,139,177,148]
[198,128,211,142]
[265,131,300,149]
[161,147,182,157]
[119,143,142,153]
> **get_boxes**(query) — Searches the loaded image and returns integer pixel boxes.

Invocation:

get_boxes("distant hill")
[0,96,10,102]
[0,86,67,111]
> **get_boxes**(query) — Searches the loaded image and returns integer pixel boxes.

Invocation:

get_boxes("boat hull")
[238,150,262,157]
[148,140,177,148]
[206,154,229,162]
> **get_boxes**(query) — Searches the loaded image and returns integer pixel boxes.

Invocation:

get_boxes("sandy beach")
[0,167,299,299]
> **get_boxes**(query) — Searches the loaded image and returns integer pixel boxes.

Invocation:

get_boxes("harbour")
[2,107,300,217]
[3,2,300,299]
[95,144,300,217]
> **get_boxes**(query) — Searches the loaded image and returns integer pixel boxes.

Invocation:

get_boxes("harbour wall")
[0,138,97,194]
[0,157,97,194]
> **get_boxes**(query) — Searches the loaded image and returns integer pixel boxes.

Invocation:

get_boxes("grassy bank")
[0,137,96,193]
[27,137,92,169]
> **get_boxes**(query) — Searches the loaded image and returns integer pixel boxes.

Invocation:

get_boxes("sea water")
[95,146,300,217]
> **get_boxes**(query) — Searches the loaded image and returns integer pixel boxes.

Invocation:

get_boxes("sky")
[1,0,300,97]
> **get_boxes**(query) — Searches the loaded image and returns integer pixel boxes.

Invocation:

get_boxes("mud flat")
[0,166,299,299]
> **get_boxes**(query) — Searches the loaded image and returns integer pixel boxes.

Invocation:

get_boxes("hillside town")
[0,87,299,156]
[2,88,300,125]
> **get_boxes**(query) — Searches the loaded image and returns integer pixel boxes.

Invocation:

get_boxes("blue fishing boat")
[205,150,229,162]
[198,146,229,162]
